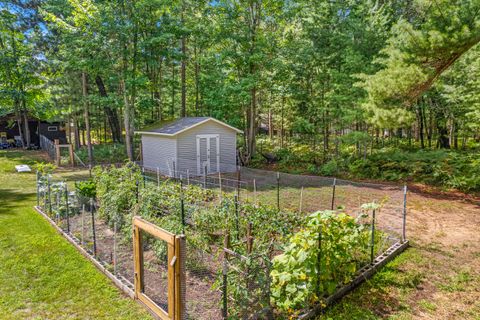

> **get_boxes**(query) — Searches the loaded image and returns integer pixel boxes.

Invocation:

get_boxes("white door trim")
[196,134,220,175]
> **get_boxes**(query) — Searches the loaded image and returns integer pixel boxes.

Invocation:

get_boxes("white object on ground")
[15,164,32,172]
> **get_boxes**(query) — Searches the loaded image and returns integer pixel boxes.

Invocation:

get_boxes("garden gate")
[133,217,185,320]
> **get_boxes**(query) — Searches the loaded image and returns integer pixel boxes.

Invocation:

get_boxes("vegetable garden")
[35,162,408,319]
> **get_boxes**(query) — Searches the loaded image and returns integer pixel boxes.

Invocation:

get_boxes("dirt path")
[399,187,480,319]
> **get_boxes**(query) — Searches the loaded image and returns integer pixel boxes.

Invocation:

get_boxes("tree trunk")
[180,2,187,118]
[194,45,200,116]
[417,104,425,148]
[424,107,432,148]
[82,72,94,165]
[268,107,273,139]
[95,75,123,143]
[15,108,25,148]
[280,96,285,148]
[156,58,163,120]
[449,118,455,148]
[171,63,176,117]
[247,86,257,160]
[121,79,134,161]
[22,109,30,148]
[73,116,80,149]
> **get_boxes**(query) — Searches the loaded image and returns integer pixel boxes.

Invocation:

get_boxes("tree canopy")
[1,0,479,161]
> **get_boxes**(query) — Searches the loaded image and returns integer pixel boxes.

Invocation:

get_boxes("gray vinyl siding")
[176,121,237,176]
[141,135,177,175]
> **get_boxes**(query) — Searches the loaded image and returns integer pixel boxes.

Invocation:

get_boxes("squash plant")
[270,210,370,313]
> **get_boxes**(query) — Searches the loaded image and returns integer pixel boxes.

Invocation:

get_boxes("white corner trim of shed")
[135,117,242,176]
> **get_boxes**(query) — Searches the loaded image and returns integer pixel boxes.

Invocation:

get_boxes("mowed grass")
[0,151,151,320]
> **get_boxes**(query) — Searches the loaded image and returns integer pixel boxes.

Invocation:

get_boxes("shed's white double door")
[196,134,220,175]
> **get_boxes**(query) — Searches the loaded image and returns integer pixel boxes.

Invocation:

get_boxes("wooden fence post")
[222,232,230,319]
[68,144,75,166]
[175,235,186,320]
[54,139,60,166]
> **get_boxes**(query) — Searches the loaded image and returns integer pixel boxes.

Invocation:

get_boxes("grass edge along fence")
[35,163,409,319]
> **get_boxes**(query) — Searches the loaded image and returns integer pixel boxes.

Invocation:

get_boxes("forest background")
[1,0,479,192]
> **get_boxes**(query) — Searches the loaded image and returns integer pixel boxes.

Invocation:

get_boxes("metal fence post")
[299,186,304,214]
[136,180,139,203]
[81,204,85,246]
[48,176,52,216]
[43,178,47,211]
[36,171,40,206]
[91,198,97,257]
[370,208,376,264]
[253,179,257,206]
[65,184,70,233]
[204,164,207,188]
[316,218,322,297]
[236,166,241,201]
[402,185,407,243]
[180,178,185,234]
[157,167,160,187]
[218,171,223,202]
[276,172,280,211]
[173,161,176,180]
[142,167,146,187]
[331,178,336,210]
[113,220,117,274]
[234,195,239,241]
[56,191,60,224]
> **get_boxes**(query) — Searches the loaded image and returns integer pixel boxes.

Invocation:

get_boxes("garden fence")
[39,134,56,160]
[35,162,408,319]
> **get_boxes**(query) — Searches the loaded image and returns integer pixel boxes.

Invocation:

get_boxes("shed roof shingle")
[138,117,242,136]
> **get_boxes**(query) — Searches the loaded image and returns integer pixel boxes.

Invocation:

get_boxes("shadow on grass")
[0,150,49,164]
[322,247,424,319]
[0,189,34,215]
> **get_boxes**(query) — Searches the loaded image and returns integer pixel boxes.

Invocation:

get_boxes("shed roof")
[136,117,242,136]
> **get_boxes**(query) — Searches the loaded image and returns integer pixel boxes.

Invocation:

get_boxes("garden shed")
[136,117,242,177]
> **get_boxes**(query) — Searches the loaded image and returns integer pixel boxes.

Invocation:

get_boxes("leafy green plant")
[35,162,56,175]
[270,210,370,313]
[93,162,142,228]
[76,143,128,164]
[75,179,97,198]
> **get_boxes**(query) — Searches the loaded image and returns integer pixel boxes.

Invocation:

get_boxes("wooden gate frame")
[133,216,185,320]
[54,139,75,166]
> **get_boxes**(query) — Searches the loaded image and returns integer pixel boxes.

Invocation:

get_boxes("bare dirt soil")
[400,186,480,319]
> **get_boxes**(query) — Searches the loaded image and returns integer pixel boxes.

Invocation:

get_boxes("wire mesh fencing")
[35,162,408,319]
[36,172,135,292]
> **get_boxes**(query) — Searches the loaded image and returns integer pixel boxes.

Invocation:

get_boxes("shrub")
[76,143,128,164]
[320,159,340,176]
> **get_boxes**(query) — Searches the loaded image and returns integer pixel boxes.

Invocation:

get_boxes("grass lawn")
[0,151,151,319]
[1,150,479,320]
